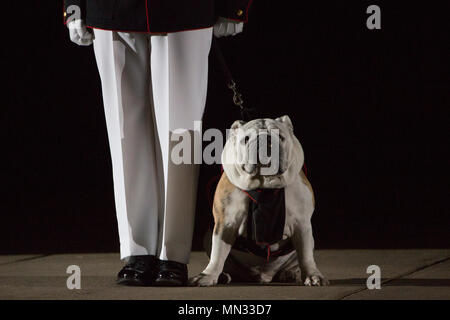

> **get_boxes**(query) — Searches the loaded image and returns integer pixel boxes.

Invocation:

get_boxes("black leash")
[212,37,254,121]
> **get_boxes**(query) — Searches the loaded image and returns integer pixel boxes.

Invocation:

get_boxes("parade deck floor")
[0,250,449,300]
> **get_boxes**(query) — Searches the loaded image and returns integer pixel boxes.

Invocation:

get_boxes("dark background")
[1,1,448,254]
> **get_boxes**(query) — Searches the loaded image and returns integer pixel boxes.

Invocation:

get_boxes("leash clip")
[228,80,244,110]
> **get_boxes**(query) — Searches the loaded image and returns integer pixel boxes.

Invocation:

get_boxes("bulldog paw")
[301,270,329,286]
[188,273,219,287]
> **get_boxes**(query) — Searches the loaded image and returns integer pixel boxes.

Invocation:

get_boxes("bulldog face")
[222,115,304,190]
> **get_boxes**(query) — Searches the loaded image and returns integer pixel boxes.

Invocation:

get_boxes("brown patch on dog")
[212,173,240,245]
[300,170,315,207]
[215,225,239,246]
[212,173,235,224]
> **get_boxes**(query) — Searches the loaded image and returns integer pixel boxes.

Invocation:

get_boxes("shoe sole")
[116,278,149,286]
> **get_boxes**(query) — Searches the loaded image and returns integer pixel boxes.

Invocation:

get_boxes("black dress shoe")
[116,255,157,286]
[153,260,188,287]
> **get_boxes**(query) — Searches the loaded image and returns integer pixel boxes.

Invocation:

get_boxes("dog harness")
[233,188,295,261]
[207,166,308,261]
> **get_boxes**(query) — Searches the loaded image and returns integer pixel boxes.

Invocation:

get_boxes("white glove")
[213,17,244,38]
[67,19,94,46]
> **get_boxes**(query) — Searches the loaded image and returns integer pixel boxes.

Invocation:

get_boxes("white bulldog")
[189,116,328,286]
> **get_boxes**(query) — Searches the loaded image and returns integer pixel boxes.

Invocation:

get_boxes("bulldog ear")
[230,120,246,130]
[275,115,293,132]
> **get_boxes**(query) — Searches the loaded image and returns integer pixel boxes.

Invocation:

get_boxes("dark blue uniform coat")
[63,0,252,33]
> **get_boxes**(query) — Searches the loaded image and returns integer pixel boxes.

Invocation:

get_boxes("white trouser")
[92,28,213,263]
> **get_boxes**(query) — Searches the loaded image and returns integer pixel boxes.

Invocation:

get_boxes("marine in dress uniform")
[63,0,253,286]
